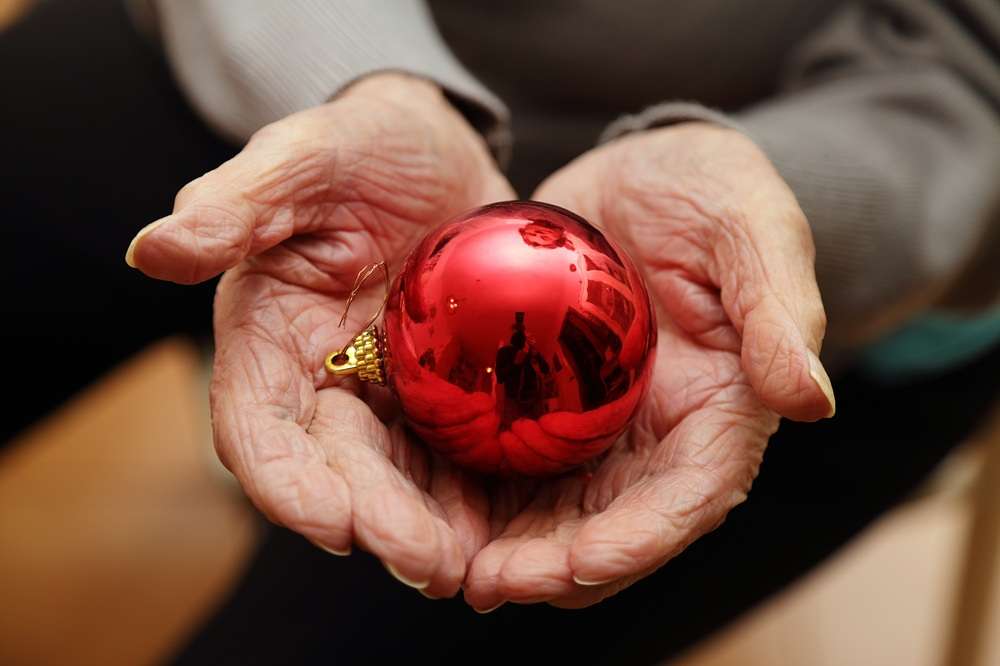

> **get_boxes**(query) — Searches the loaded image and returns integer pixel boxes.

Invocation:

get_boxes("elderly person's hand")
[459,123,836,609]
[129,82,835,610]
[126,72,514,598]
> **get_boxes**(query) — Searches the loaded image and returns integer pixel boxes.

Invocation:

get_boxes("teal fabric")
[861,310,1000,380]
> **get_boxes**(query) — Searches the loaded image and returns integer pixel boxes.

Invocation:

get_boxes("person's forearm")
[152,0,510,163]
[599,0,1000,352]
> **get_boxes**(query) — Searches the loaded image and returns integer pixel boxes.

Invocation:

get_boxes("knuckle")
[787,205,816,256]
[186,202,252,253]
[174,172,212,211]
[247,117,297,149]
[812,303,829,338]
[247,115,329,173]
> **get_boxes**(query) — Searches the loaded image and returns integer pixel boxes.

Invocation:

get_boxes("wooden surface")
[947,406,1000,666]
[671,428,1000,666]
[0,0,31,30]
[670,494,972,666]
[0,340,257,666]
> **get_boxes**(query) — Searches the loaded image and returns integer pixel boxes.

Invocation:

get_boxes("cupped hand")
[460,122,836,610]
[129,80,835,611]
[127,73,514,598]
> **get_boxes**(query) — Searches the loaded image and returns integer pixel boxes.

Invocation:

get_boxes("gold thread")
[339,261,389,333]
[325,261,389,385]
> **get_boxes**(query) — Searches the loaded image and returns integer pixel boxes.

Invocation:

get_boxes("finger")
[463,477,584,609]
[124,120,340,284]
[467,535,619,610]
[568,402,774,585]
[497,535,576,603]
[462,537,523,612]
[463,484,557,610]
[547,555,679,609]
[712,178,835,421]
[549,568,652,609]
[312,389,468,598]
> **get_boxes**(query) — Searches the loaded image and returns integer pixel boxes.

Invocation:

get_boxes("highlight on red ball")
[383,201,657,476]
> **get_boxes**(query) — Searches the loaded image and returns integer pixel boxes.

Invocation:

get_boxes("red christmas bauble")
[381,201,656,476]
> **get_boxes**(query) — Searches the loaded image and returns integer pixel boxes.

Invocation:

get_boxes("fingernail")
[474,602,504,614]
[125,217,169,268]
[573,575,614,586]
[807,351,836,418]
[419,589,442,600]
[314,542,351,557]
[385,562,430,590]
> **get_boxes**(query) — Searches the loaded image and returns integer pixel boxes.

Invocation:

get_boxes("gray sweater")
[144,0,1000,360]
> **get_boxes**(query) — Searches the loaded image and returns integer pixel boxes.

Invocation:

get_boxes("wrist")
[341,70,448,109]
[600,101,747,146]
[339,71,508,169]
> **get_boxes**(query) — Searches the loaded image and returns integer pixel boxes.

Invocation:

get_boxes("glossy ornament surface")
[381,201,657,476]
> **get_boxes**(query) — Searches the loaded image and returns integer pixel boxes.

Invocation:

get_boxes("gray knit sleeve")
[154,0,511,163]
[601,0,1000,350]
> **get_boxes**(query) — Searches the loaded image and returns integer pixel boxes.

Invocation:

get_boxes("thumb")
[125,200,254,286]
[717,197,836,422]
[124,136,315,285]
[736,288,836,422]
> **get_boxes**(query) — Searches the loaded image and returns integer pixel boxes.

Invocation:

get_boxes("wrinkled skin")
[128,73,834,610]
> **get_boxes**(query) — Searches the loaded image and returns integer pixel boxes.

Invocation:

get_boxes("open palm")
[460,123,836,610]
[128,73,519,598]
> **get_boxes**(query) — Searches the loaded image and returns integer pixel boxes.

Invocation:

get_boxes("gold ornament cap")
[325,327,385,385]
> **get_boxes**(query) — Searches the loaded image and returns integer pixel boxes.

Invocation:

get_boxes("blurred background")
[1,1,998,665]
